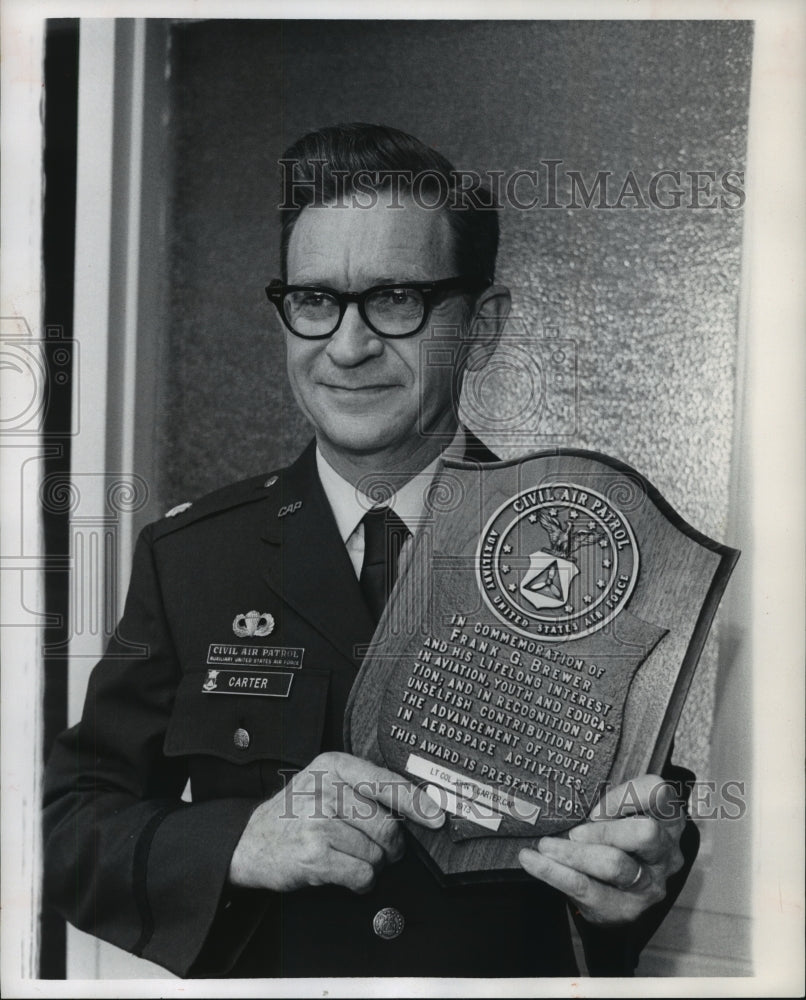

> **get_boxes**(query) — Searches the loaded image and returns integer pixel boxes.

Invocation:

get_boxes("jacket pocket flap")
[164,668,330,767]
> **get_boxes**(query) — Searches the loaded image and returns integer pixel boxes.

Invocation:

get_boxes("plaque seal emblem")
[477,482,639,642]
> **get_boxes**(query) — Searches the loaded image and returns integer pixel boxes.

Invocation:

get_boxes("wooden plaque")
[344,450,739,884]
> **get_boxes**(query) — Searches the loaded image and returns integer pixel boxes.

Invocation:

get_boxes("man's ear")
[463,284,511,372]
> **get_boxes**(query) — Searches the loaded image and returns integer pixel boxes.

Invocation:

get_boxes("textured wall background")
[155,20,752,776]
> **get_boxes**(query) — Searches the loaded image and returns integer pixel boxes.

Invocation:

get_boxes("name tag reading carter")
[202,668,294,697]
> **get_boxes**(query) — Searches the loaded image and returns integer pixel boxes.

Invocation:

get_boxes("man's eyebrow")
[290,273,434,287]
[367,275,432,285]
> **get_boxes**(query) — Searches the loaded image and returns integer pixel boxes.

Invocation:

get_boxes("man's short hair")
[279,122,499,285]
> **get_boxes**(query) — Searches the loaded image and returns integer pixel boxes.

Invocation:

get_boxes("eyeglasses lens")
[365,288,425,335]
[284,290,341,337]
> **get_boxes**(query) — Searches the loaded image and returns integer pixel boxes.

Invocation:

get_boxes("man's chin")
[314,411,433,459]
[319,425,406,457]
[311,408,456,468]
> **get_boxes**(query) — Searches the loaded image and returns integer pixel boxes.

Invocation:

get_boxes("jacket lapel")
[462,428,500,464]
[261,441,376,669]
[260,431,497,669]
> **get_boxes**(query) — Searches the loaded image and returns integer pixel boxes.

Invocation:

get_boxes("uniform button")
[372,907,404,940]
[233,727,250,750]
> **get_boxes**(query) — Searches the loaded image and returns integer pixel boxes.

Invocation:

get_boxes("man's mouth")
[320,382,398,393]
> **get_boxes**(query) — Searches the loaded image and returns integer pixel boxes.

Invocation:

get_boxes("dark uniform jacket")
[43,436,698,978]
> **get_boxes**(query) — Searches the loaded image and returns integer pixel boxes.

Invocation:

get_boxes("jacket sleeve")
[572,754,701,976]
[42,524,269,977]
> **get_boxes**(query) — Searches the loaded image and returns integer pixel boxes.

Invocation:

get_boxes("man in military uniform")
[44,123,695,978]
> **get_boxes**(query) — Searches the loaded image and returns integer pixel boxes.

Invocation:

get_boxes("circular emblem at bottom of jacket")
[476,481,639,642]
[372,906,404,940]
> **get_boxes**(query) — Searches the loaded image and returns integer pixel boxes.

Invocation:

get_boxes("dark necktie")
[359,507,410,624]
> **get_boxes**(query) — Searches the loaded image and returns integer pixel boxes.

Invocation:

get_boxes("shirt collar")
[316,428,466,542]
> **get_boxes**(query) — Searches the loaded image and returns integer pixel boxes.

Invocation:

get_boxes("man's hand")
[519,774,686,924]
[229,751,444,894]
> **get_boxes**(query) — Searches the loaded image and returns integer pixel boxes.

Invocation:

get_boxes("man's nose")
[324,302,384,366]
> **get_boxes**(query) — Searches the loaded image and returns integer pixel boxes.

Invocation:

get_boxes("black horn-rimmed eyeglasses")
[265,276,491,339]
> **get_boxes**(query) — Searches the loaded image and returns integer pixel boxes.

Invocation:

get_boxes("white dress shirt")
[316,430,466,578]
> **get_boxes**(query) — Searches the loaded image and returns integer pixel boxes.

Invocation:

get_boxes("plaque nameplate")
[344,450,739,883]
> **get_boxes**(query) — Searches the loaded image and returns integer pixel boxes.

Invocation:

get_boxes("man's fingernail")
[424,806,446,826]
[420,786,446,822]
